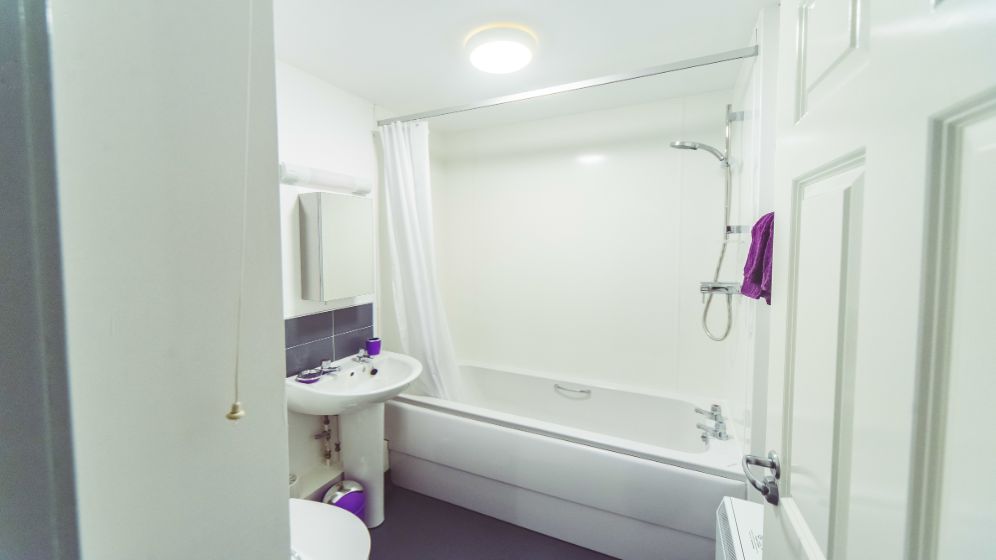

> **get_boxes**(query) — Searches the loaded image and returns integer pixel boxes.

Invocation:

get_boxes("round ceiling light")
[464,23,537,74]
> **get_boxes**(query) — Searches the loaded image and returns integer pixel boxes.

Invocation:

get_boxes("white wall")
[274,60,380,481]
[50,1,290,558]
[429,90,760,420]
[276,61,379,320]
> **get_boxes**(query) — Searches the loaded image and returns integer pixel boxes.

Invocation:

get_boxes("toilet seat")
[289,498,370,560]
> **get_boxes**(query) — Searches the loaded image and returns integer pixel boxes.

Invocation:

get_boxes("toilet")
[289,498,370,560]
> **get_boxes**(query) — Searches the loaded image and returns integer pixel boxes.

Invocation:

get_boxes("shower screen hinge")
[726,225,748,235]
[727,110,745,122]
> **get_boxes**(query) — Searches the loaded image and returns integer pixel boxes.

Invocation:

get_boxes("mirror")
[298,192,374,301]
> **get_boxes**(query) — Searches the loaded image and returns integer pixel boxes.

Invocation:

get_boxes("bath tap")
[696,405,729,441]
[695,404,725,422]
[697,419,730,442]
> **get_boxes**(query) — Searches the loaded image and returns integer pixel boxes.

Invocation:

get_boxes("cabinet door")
[300,192,374,301]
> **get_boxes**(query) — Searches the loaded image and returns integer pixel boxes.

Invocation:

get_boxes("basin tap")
[319,360,341,376]
[353,347,372,364]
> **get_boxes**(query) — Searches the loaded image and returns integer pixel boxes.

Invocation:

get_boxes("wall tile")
[284,303,374,376]
[333,303,373,335]
[284,310,335,349]
[333,326,375,361]
[285,337,334,377]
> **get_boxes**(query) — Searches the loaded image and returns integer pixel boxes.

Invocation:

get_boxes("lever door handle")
[743,451,781,505]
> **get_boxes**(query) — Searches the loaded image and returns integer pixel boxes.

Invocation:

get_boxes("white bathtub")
[385,364,747,560]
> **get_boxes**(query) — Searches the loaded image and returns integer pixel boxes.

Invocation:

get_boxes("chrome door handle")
[554,384,591,396]
[743,451,781,505]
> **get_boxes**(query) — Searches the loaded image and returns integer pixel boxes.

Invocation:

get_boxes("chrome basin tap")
[353,347,372,364]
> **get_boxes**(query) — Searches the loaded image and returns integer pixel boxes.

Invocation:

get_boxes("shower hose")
[702,163,734,342]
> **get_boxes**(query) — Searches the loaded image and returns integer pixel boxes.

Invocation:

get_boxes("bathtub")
[385,363,747,560]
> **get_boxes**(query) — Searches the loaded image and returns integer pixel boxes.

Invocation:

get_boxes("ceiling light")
[576,154,607,165]
[465,23,537,74]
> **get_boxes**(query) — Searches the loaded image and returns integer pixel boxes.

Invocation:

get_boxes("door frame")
[0,1,81,558]
[905,88,996,560]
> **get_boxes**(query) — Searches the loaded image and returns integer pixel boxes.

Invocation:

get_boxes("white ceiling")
[274,0,769,120]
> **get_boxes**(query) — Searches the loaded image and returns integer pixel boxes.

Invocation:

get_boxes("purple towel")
[741,212,774,304]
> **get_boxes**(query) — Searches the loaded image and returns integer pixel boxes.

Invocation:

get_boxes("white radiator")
[716,497,764,560]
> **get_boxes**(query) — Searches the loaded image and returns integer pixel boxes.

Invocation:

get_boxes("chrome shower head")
[670,140,699,150]
[669,140,727,163]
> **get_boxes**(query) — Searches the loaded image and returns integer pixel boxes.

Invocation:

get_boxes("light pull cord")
[227,0,255,421]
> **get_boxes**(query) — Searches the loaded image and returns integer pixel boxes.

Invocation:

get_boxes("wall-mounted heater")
[715,497,763,560]
[279,162,372,195]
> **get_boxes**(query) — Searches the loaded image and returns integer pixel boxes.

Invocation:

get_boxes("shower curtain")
[379,121,458,399]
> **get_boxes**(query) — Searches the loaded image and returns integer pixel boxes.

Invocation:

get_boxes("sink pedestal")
[339,402,385,528]
[285,351,422,529]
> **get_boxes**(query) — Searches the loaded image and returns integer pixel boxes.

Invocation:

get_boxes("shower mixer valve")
[700,282,741,303]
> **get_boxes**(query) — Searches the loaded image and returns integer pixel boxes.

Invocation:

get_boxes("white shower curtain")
[379,121,459,399]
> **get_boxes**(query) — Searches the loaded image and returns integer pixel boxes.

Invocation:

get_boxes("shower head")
[670,140,727,164]
[670,140,699,150]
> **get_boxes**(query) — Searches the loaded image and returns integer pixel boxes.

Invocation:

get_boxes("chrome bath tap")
[696,404,730,441]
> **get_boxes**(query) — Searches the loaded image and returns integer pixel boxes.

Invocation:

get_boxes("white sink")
[285,351,422,416]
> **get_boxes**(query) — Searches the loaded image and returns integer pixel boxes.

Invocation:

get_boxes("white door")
[750,0,996,558]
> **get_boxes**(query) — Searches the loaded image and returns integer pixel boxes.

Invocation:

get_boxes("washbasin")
[285,351,422,415]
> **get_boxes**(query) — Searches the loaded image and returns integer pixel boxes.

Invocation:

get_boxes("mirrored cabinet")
[298,192,374,301]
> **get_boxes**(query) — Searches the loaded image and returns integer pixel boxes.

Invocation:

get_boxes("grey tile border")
[285,336,334,377]
[333,303,374,335]
[285,304,374,376]
[284,310,335,349]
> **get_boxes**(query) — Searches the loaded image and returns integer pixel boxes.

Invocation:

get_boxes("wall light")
[464,23,537,74]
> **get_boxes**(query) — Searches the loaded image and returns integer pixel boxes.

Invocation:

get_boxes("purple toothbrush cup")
[365,338,381,356]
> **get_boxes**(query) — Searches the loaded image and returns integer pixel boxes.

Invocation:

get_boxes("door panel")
[911,95,996,559]
[937,108,996,557]
[763,0,996,557]
[787,161,862,556]
[796,0,865,118]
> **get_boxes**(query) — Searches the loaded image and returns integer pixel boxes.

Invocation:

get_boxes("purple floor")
[369,479,617,559]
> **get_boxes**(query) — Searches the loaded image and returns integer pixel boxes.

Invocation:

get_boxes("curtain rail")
[376,45,758,126]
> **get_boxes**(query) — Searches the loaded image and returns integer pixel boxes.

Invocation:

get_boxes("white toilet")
[289,498,371,560]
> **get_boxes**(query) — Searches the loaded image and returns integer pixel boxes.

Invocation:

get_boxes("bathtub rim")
[392,393,744,480]
[458,359,739,410]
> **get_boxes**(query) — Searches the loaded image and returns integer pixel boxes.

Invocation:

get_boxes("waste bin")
[322,480,365,521]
